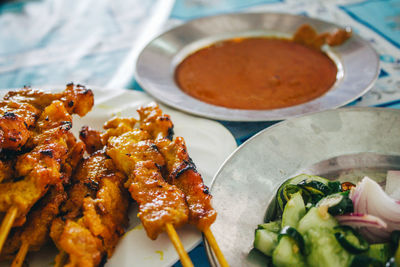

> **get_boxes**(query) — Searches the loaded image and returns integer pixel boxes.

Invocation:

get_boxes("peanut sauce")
[175,34,342,110]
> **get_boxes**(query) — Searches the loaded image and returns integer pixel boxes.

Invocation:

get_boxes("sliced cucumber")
[334,225,369,254]
[327,181,342,194]
[350,255,383,267]
[258,220,281,233]
[363,243,391,263]
[276,174,328,211]
[278,226,305,254]
[305,227,353,267]
[317,192,354,216]
[299,180,330,195]
[254,229,278,256]
[272,236,306,267]
[295,174,330,185]
[282,191,306,228]
[298,207,337,234]
[277,184,302,212]
[390,230,400,265]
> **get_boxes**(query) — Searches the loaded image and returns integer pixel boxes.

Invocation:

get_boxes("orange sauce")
[175,37,338,110]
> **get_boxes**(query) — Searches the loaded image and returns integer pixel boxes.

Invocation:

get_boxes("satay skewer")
[92,119,194,267]
[11,242,29,267]
[165,223,194,267]
[0,206,18,253]
[137,103,229,267]
[157,139,229,267]
[6,141,84,266]
[0,85,94,255]
[203,228,229,267]
[54,250,67,267]
[81,103,218,267]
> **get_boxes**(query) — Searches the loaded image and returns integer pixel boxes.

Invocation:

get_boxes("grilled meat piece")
[156,137,216,230]
[137,103,173,141]
[0,83,93,151]
[0,101,73,225]
[136,103,217,230]
[51,151,129,267]
[1,187,67,258]
[105,127,189,240]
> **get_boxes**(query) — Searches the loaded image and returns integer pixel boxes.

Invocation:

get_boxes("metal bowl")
[136,13,379,121]
[205,107,400,266]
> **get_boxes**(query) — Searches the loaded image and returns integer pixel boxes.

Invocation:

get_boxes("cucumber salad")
[253,172,400,267]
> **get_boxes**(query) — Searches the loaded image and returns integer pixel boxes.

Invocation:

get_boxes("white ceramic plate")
[136,12,379,121]
[0,87,237,267]
[206,107,400,266]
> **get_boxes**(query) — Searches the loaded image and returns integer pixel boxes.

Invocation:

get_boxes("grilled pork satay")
[156,138,216,230]
[1,187,67,258]
[1,137,85,252]
[51,150,129,267]
[138,104,227,266]
[81,117,190,240]
[4,83,94,117]
[0,159,14,183]
[0,101,73,226]
[0,83,93,151]
[137,103,174,141]
[105,128,189,240]
[79,126,104,154]
[0,91,93,226]
[138,103,216,230]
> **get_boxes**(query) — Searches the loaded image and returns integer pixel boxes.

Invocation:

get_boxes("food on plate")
[50,150,129,267]
[0,84,94,260]
[175,24,351,110]
[80,103,226,267]
[4,187,67,265]
[156,137,216,231]
[0,86,227,267]
[293,24,352,50]
[103,118,190,240]
[0,83,93,150]
[253,173,400,267]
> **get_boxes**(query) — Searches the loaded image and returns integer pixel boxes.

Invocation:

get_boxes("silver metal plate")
[205,107,400,266]
[136,13,379,121]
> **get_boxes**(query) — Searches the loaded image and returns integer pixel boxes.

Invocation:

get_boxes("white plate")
[136,12,379,121]
[206,107,400,266]
[0,87,237,267]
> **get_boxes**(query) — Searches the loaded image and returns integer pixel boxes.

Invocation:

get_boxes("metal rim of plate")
[203,107,400,266]
[135,12,380,122]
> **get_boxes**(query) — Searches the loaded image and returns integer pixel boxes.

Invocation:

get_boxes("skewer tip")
[204,227,229,267]
[11,242,29,267]
[165,223,194,267]
[0,206,18,254]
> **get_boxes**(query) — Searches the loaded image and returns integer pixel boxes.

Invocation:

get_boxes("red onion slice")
[335,213,387,229]
[349,176,400,242]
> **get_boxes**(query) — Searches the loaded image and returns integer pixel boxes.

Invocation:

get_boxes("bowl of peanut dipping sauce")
[175,25,350,110]
[136,13,379,121]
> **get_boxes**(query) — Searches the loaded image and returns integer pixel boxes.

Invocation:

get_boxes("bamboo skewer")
[11,242,29,267]
[165,223,194,267]
[203,227,229,267]
[54,250,67,267]
[0,206,18,254]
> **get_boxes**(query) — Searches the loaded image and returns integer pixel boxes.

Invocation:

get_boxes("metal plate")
[205,107,400,266]
[135,13,379,121]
